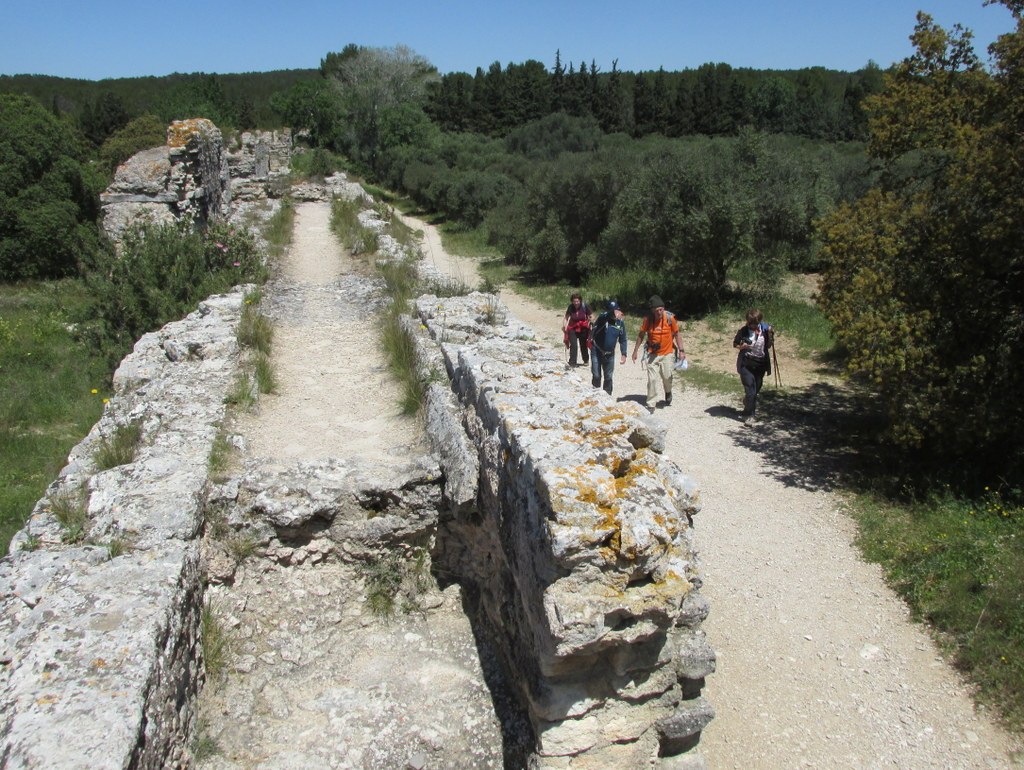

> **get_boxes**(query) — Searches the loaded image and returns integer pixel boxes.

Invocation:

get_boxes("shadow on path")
[706,383,884,493]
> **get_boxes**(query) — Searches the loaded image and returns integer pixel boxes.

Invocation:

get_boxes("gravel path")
[198,200,1023,769]
[404,211,1024,769]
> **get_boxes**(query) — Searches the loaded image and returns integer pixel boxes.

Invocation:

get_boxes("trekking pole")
[771,345,782,388]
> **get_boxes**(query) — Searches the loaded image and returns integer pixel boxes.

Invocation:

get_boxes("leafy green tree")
[269,80,343,148]
[598,141,755,308]
[0,94,103,280]
[158,74,239,128]
[818,4,1024,476]
[323,44,438,172]
[79,91,130,146]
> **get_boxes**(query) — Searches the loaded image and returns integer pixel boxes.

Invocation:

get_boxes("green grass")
[50,485,88,544]
[0,280,107,551]
[201,601,232,684]
[237,304,273,356]
[93,421,142,470]
[851,489,1024,730]
[263,197,295,260]
[252,352,277,395]
[703,295,835,358]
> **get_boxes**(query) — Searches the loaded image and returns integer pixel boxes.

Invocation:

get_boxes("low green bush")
[82,221,266,366]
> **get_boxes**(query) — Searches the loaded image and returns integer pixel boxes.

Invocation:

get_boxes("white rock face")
[0,288,250,769]
[413,292,714,767]
[100,118,231,249]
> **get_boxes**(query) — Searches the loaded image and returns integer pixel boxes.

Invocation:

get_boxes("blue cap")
[607,300,621,313]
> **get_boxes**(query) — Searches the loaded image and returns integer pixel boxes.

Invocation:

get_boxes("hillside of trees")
[3,3,1023,480]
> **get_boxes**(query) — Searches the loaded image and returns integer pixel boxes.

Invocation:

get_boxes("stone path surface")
[195,202,510,769]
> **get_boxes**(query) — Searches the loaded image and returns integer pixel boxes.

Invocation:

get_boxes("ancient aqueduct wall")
[0,121,714,768]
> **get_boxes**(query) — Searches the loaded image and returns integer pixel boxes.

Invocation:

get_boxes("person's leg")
[659,355,674,404]
[591,352,602,388]
[581,330,590,364]
[646,354,659,406]
[568,330,579,366]
[751,367,767,413]
[739,366,757,414]
[603,355,615,394]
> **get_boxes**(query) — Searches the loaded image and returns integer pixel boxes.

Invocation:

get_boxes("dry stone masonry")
[411,290,715,768]
[0,289,251,769]
[100,119,232,249]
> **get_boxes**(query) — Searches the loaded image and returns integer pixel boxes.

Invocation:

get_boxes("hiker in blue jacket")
[591,300,628,395]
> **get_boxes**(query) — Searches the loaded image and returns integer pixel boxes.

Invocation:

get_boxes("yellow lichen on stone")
[166,118,215,148]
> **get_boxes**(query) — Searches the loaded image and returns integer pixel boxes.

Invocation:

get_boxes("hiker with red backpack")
[733,308,774,423]
[631,295,686,412]
[562,293,592,368]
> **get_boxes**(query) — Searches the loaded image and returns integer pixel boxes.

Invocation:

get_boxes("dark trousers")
[739,362,768,414]
[591,350,616,394]
[568,328,589,365]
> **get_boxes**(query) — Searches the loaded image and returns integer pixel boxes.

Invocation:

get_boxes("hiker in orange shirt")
[631,295,686,411]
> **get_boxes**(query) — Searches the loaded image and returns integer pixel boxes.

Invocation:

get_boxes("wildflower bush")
[83,221,266,365]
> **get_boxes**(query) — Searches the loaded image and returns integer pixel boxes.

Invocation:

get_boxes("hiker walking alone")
[631,295,686,411]
[734,308,774,423]
[590,300,628,395]
[562,293,592,368]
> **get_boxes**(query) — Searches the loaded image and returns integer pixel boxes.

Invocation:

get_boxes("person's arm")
[733,327,748,349]
[619,323,628,361]
[675,327,686,359]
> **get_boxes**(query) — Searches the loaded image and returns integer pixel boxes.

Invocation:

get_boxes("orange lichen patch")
[36,695,60,706]
[90,658,108,669]
[166,118,215,148]
[612,457,657,497]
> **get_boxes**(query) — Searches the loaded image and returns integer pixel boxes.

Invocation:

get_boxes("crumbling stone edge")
[0,288,250,769]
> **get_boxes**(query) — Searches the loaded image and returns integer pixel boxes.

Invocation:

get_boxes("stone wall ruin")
[410,291,715,767]
[2,153,715,766]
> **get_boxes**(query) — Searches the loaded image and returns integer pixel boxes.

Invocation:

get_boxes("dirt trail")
[401,211,1024,769]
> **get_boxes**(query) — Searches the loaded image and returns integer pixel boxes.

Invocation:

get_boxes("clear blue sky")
[0,0,1016,80]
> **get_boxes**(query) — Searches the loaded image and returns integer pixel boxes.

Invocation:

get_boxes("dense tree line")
[275,46,869,309]
[425,56,884,142]
[0,70,316,149]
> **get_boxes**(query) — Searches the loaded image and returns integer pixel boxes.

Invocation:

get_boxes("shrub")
[97,114,167,173]
[82,221,265,365]
[0,95,105,281]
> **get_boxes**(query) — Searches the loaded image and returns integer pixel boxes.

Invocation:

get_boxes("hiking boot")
[665,393,672,406]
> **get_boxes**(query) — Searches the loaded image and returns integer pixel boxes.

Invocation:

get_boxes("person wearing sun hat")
[631,295,686,411]
[590,300,628,394]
